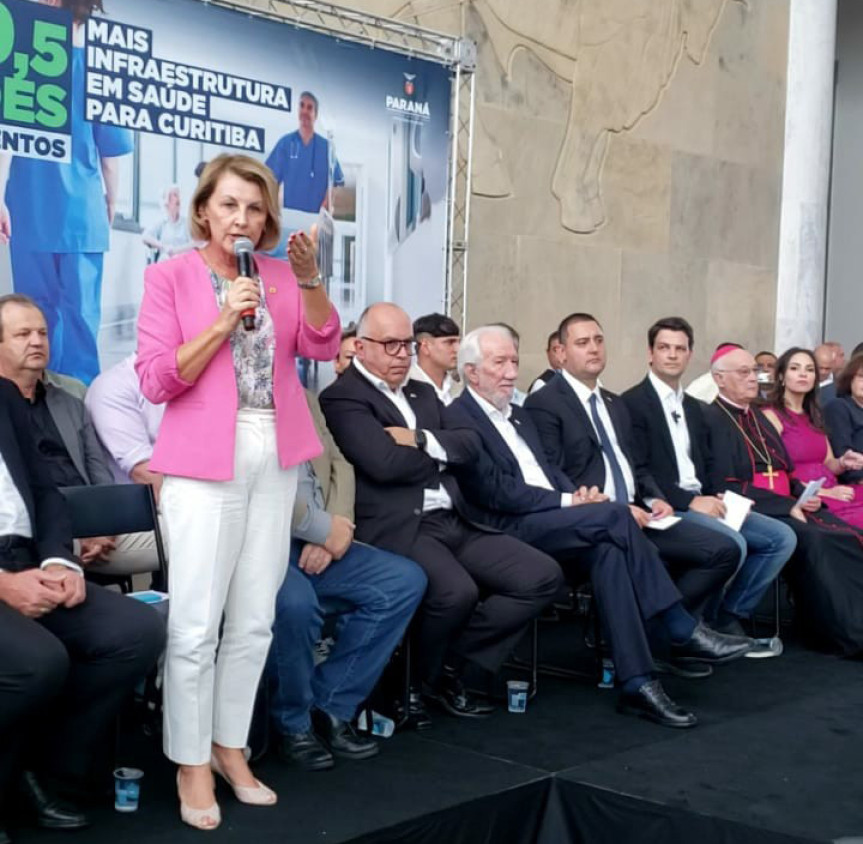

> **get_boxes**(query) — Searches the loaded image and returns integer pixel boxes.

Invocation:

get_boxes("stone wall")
[231,0,790,390]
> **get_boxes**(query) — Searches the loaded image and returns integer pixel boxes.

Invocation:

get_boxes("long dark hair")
[767,347,825,430]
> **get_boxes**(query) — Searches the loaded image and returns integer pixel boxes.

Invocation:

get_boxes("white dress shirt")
[647,371,702,494]
[353,358,452,512]
[409,362,459,407]
[0,450,32,538]
[0,450,82,574]
[468,389,571,507]
[560,369,637,503]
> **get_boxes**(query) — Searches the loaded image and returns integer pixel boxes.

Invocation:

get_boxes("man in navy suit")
[319,303,563,720]
[525,313,741,621]
[0,378,164,842]
[445,326,752,728]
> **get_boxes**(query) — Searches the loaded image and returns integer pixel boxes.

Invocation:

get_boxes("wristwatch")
[415,429,427,449]
[297,274,322,290]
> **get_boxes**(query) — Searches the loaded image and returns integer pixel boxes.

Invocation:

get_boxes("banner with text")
[0,0,452,385]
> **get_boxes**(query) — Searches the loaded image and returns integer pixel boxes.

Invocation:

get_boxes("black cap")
[413,313,460,338]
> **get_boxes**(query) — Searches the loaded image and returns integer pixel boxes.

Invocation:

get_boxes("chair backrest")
[59,484,169,583]
[60,483,159,537]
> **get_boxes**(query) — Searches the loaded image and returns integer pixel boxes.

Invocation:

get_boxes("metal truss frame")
[200,0,476,323]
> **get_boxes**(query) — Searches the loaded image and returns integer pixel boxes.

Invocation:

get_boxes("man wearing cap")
[410,313,462,406]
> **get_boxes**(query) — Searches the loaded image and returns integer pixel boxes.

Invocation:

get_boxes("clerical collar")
[353,358,408,395]
[468,386,512,422]
[716,394,750,413]
[648,370,684,404]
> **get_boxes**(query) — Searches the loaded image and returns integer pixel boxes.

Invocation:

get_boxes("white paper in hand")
[796,477,825,510]
[644,514,682,531]
[719,490,754,532]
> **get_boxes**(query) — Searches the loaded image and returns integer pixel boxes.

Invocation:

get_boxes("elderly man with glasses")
[319,303,563,720]
[704,344,863,656]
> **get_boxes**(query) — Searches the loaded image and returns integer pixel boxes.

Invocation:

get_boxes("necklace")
[714,399,779,489]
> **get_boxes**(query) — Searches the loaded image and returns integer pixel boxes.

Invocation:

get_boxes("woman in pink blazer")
[136,154,339,830]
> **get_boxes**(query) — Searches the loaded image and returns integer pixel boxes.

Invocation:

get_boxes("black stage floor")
[14,631,863,844]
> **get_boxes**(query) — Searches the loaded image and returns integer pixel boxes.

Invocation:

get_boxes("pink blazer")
[136,250,340,481]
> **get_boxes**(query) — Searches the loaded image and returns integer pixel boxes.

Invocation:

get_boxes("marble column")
[774,0,837,351]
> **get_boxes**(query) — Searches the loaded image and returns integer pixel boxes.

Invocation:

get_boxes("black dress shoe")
[422,672,495,719]
[20,772,90,830]
[671,622,753,665]
[617,680,697,729]
[653,658,714,680]
[277,730,334,771]
[312,710,380,760]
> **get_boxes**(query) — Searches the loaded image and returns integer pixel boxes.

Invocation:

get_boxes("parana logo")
[386,74,430,119]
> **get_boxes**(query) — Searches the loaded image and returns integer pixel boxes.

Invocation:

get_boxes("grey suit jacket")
[42,373,114,486]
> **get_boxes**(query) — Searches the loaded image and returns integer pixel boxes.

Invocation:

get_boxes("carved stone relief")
[339,0,743,233]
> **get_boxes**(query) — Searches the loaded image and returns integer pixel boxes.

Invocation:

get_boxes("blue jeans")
[267,541,426,733]
[679,510,797,620]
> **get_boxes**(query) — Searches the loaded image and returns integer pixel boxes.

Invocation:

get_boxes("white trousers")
[161,409,298,764]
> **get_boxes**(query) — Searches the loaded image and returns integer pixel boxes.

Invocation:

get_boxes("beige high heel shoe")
[210,754,277,806]
[177,771,221,831]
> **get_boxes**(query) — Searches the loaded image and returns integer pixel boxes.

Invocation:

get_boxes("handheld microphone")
[233,237,256,331]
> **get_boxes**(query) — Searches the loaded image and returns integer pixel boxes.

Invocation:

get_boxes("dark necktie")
[588,393,629,503]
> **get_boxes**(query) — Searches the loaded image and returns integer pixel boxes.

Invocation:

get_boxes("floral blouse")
[209,269,276,409]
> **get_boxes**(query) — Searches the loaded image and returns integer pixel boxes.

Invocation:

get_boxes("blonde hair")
[188,154,281,251]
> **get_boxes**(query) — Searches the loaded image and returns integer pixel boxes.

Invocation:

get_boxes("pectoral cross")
[762,464,777,490]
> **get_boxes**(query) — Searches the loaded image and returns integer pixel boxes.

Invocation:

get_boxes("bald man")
[704,345,863,655]
[815,343,838,405]
[319,303,563,720]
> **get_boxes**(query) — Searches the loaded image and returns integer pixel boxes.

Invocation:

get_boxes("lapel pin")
[409,393,417,399]
[268,286,277,294]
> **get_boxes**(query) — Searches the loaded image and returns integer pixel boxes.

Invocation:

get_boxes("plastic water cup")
[507,679,530,713]
[113,768,144,813]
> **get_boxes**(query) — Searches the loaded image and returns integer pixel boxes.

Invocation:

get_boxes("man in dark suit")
[445,325,752,727]
[0,294,117,565]
[525,312,740,620]
[528,330,563,394]
[0,377,165,843]
[319,303,564,719]
[622,317,796,639]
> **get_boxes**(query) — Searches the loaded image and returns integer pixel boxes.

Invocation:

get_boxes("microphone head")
[233,237,255,257]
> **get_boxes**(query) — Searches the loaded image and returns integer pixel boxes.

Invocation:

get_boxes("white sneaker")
[744,636,783,658]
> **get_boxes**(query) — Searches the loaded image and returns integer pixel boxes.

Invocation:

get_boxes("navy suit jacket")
[0,377,73,566]
[444,389,575,530]
[621,376,715,511]
[524,372,664,504]
[318,363,480,556]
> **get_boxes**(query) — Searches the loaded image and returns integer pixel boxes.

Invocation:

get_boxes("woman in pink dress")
[763,348,863,529]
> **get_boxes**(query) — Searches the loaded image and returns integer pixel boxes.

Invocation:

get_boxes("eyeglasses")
[715,367,756,378]
[360,336,416,356]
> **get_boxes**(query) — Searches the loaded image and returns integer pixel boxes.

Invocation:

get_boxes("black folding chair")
[59,483,168,593]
